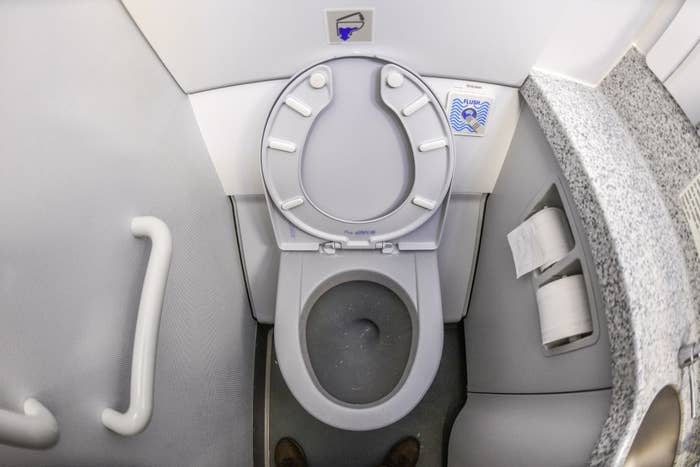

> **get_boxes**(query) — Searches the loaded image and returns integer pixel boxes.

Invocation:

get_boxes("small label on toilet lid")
[446,91,493,137]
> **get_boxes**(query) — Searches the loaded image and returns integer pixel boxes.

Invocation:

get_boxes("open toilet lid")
[261,56,454,250]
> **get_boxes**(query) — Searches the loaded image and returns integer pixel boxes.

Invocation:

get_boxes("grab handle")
[102,216,172,436]
[0,398,59,449]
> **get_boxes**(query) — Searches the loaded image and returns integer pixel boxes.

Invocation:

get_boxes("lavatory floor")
[254,324,467,467]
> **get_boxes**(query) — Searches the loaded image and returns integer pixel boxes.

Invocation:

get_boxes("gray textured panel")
[232,195,279,322]
[465,104,612,393]
[437,193,485,323]
[0,1,255,466]
[448,391,611,467]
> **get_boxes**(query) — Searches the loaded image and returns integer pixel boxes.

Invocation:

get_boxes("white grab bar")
[0,398,59,449]
[102,216,172,436]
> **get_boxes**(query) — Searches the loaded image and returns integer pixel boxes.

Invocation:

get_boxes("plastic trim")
[0,398,59,449]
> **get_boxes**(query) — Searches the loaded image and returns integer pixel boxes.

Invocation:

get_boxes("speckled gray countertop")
[521,48,700,466]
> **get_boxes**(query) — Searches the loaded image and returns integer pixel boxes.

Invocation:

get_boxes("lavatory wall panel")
[189,77,520,196]
[122,0,566,92]
[0,1,256,464]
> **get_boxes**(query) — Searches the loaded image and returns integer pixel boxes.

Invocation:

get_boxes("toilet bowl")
[261,56,454,430]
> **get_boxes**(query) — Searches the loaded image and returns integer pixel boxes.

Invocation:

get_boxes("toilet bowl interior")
[273,250,444,431]
[303,278,416,406]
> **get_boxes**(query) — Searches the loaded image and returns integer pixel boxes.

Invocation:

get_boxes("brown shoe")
[274,437,307,467]
[382,436,420,467]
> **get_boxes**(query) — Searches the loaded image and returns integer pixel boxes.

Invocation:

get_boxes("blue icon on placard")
[461,108,477,120]
[449,98,490,134]
[336,12,365,41]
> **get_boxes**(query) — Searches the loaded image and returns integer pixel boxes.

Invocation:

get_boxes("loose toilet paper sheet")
[507,207,573,278]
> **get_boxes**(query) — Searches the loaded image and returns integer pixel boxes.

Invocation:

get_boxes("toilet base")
[274,250,444,431]
[259,325,466,467]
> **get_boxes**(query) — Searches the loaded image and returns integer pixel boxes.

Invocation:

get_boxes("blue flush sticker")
[447,91,493,137]
[337,12,364,40]
[326,9,374,43]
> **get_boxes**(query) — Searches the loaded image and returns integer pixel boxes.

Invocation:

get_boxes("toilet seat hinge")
[377,242,396,254]
[321,241,341,254]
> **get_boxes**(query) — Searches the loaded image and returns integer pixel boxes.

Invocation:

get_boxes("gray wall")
[465,104,611,394]
[0,1,255,465]
[449,104,611,466]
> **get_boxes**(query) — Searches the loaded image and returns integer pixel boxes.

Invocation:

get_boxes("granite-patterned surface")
[600,48,700,465]
[521,49,696,466]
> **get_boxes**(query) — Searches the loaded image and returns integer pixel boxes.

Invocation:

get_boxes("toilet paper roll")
[535,274,593,348]
[507,207,573,278]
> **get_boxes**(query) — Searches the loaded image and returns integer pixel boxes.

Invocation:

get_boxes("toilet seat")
[261,56,454,249]
[263,57,451,431]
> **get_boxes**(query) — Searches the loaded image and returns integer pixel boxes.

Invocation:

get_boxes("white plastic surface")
[534,0,664,85]
[418,138,447,152]
[0,399,58,449]
[281,197,304,210]
[412,196,437,210]
[402,94,430,116]
[268,137,297,153]
[309,72,327,89]
[122,0,665,90]
[665,42,700,128]
[102,216,173,436]
[386,71,404,88]
[633,0,686,54]
[189,77,519,196]
[121,0,567,92]
[189,80,286,195]
[646,0,700,82]
[284,96,312,117]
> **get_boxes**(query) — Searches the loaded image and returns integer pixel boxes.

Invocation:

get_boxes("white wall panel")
[189,80,286,195]
[122,0,565,92]
[534,0,662,86]
[189,77,519,195]
[665,43,700,128]
[123,0,665,93]
[633,0,686,53]
[646,0,700,82]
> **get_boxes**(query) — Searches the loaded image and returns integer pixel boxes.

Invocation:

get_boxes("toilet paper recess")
[536,275,593,348]
[506,207,573,278]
